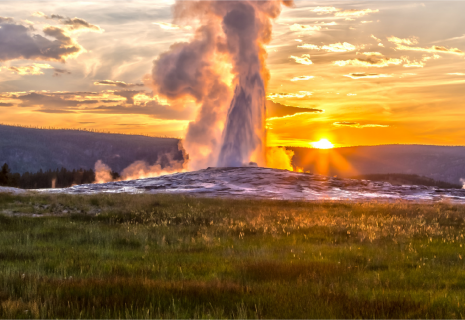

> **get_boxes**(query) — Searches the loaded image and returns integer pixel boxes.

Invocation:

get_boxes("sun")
[311,138,334,149]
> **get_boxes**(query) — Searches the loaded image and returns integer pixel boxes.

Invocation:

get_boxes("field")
[1,192,465,318]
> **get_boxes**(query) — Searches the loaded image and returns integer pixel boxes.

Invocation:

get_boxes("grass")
[1,192,465,318]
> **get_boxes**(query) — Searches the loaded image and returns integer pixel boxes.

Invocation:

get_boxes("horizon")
[1,0,464,151]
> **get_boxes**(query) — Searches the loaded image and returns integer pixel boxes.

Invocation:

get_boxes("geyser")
[151,0,292,170]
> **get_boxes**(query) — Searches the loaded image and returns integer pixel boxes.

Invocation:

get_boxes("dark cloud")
[53,68,71,76]
[0,102,14,107]
[112,90,144,104]
[17,92,98,108]
[101,99,122,103]
[78,122,95,124]
[38,13,102,32]
[36,109,77,114]
[0,17,14,24]
[87,101,192,120]
[94,80,144,88]
[0,22,82,62]
[266,100,323,118]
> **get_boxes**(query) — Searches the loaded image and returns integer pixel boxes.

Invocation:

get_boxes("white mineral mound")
[34,167,465,203]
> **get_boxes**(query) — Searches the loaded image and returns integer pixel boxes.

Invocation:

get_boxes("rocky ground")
[30,167,465,203]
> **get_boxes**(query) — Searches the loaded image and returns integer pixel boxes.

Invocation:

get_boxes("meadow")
[1,192,465,318]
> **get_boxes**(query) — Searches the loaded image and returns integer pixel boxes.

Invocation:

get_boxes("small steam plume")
[94,160,113,183]
[94,142,188,183]
[151,0,292,170]
[461,178,465,189]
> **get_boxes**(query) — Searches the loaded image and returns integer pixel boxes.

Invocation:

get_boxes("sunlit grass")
[1,193,465,318]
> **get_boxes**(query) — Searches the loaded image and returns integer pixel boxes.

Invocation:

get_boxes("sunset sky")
[1,0,464,148]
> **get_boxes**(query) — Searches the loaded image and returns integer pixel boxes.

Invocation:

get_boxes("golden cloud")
[334,58,402,67]
[290,54,313,65]
[1,63,54,75]
[333,121,389,128]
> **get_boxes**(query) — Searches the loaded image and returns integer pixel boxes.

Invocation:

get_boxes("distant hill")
[0,125,183,173]
[289,145,465,185]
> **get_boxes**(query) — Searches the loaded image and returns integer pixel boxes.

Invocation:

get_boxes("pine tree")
[0,163,10,186]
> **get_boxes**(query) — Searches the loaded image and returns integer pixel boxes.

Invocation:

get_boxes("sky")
[1,0,464,148]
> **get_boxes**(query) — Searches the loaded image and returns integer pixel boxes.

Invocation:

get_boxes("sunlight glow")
[311,139,334,149]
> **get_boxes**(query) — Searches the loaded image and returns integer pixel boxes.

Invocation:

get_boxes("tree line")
[0,163,119,189]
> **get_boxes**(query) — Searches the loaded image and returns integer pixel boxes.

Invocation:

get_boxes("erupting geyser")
[151,0,292,169]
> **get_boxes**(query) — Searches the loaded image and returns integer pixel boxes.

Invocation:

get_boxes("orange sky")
[1,1,465,148]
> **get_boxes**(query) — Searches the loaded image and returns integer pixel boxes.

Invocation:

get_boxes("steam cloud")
[94,142,188,183]
[151,0,292,169]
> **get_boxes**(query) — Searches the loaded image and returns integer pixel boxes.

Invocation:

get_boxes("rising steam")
[151,0,293,170]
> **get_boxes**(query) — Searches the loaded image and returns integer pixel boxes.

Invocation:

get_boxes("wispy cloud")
[299,42,357,52]
[344,73,392,79]
[268,91,312,99]
[290,75,314,81]
[333,121,389,128]
[334,58,402,67]
[94,80,145,88]
[290,24,321,32]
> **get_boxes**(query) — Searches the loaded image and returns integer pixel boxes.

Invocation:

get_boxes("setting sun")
[311,139,334,149]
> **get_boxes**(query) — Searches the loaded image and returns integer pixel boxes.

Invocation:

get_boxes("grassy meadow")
[1,192,465,318]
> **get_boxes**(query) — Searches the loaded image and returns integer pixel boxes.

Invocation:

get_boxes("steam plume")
[151,0,291,169]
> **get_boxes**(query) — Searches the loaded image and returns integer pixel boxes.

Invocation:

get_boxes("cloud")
[16,92,98,108]
[290,54,312,65]
[334,57,403,67]
[371,35,382,42]
[299,42,357,52]
[0,16,14,24]
[344,73,392,79]
[387,36,464,56]
[310,7,340,14]
[361,21,373,24]
[266,100,323,119]
[88,101,192,120]
[1,63,54,75]
[53,68,71,76]
[0,21,83,62]
[401,58,424,68]
[36,109,77,114]
[34,12,102,32]
[394,44,464,56]
[335,9,379,18]
[152,22,191,30]
[347,93,357,96]
[0,102,14,107]
[387,36,418,45]
[290,24,321,32]
[361,52,383,56]
[290,75,314,81]
[94,80,145,88]
[333,121,389,128]
[268,91,312,99]
[447,73,465,76]
[111,90,144,104]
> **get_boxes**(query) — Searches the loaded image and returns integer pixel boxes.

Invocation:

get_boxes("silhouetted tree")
[0,163,10,186]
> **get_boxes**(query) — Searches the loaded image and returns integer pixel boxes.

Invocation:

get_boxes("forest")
[0,163,119,189]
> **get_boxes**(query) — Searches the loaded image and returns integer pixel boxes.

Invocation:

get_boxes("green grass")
[1,192,465,318]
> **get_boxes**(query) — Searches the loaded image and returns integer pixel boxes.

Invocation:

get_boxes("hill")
[0,125,183,173]
[289,145,465,185]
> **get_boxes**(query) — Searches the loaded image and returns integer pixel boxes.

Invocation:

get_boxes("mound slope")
[40,167,465,203]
